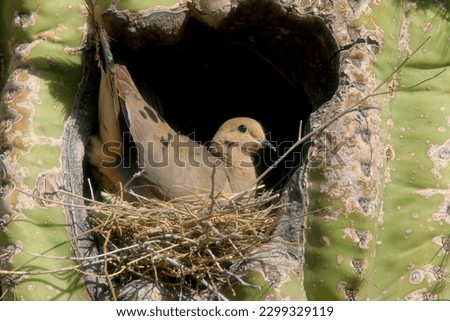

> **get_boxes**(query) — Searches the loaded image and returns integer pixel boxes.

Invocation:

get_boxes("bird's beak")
[258,138,276,151]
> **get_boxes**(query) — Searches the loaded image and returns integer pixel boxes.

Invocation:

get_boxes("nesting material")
[88,188,282,295]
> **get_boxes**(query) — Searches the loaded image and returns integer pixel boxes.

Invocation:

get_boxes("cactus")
[302,1,450,300]
[0,0,100,300]
[1,0,449,301]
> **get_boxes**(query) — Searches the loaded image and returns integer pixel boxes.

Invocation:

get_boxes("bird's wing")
[87,66,127,191]
[88,66,154,196]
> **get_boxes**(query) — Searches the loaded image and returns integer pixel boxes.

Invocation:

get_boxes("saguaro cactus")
[302,1,450,300]
[0,0,102,300]
[1,0,449,301]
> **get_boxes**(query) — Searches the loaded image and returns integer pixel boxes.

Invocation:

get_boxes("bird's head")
[210,117,275,157]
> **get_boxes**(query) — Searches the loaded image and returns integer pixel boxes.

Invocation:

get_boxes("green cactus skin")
[114,0,179,11]
[0,0,91,300]
[303,1,450,300]
[94,0,180,12]
[368,1,450,301]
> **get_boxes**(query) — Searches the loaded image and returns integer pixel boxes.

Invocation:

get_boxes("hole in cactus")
[103,2,339,191]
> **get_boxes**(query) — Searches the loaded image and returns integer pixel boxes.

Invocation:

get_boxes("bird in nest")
[88,64,274,200]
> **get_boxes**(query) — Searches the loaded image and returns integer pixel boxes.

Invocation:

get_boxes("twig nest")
[89,189,281,296]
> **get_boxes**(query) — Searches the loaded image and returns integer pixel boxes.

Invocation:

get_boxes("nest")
[88,188,282,298]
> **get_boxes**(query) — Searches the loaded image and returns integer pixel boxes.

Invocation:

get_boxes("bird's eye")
[237,124,248,134]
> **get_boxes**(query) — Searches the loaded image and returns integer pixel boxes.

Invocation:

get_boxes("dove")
[88,64,274,200]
